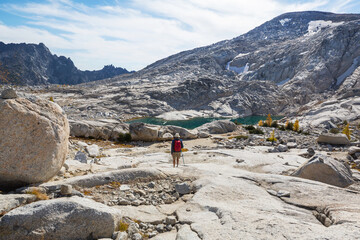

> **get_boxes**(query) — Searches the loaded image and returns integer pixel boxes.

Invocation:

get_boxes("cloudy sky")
[0,0,359,71]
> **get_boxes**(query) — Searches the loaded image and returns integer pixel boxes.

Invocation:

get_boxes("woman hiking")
[171,133,183,167]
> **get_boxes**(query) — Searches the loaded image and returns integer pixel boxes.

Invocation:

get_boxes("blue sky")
[0,0,359,71]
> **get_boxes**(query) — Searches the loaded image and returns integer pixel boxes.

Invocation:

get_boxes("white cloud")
[0,0,357,71]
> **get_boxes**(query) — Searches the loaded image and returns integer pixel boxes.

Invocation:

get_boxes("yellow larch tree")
[266,114,272,126]
[293,119,299,132]
[342,123,351,140]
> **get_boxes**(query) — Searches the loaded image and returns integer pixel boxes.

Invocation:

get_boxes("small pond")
[126,115,283,129]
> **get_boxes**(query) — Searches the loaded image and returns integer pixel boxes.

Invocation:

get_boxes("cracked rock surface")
[1,135,360,239]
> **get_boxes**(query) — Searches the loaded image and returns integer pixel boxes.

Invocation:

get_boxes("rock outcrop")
[69,119,129,141]
[0,96,69,190]
[291,154,354,187]
[130,122,160,141]
[162,125,198,140]
[297,97,360,128]
[0,194,36,216]
[0,42,131,85]
[317,133,350,145]
[195,120,237,134]
[0,196,122,240]
[129,123,198,141]
[0,88,17,99]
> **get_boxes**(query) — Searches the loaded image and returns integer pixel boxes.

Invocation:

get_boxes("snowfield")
[279,18,291,26]
[306,20,343,35]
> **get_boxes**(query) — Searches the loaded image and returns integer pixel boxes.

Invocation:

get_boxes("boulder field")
[0,90,360,239]
[0,131,360,239]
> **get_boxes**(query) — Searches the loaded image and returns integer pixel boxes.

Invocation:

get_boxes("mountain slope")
[12,11,360,121]
[126,11,360,88]
[0,42,131,85]
[83,11,358,117]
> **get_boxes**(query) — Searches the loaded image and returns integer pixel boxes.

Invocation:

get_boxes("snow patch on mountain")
[234,53,250,59]
[226,62,249,74]
[336,56,360,86]
[279,18,291,26]
[306,20,343,35]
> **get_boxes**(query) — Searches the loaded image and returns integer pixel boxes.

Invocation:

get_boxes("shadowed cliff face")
[0,42,131,85]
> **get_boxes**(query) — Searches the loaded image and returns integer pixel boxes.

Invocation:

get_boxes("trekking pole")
[182,153,185,166]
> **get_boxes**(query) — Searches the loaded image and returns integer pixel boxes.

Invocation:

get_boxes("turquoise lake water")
[126,116,283,129]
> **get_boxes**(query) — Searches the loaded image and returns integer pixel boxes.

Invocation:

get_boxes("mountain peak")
[0,42,131,85]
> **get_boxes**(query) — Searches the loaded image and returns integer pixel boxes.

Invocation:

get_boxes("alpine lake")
[126,115,283,129]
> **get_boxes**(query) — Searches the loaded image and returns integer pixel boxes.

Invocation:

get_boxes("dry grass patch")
[70,137,134,149]
[27,189,49,200]
[118,219,129,232]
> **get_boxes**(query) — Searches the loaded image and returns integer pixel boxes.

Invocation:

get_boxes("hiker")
[171,133,183,167]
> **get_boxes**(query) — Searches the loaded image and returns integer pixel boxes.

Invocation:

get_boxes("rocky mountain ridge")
[58,11,360,121]
[128,11,360,86]
[3,11,360,125]
[0,42,131,85]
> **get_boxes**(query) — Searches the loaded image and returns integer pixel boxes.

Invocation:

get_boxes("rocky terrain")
[2,10,360,240]
[1,89,360,239]
[0,42,131,85]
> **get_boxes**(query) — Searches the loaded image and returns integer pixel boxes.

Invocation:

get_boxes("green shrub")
[244,125,255,130]
[118,220,129,232]
[234,135,249,140]
[233,120,242,125]
[118,133,132,142]
[270,121,278,128]
[262,122,269,127]
[278,125,285,131]
[329,128,340,134]
[249,128,264,135]
[285,122,294,131]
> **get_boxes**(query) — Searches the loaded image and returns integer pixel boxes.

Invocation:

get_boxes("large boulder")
[0,194,36,216]
[195,120,237,134]
[130,122,160,141]
[1,89,17,99]
[69,119,129,141]
[0,196,122,240]
[163,125,198,139]
[317,133,350,145]
[130,123,198,141]
[348,146,360,155]
[0,97,69,190]
[86,144,100,157]
[291,154,354,187]
[176,224,201,240]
